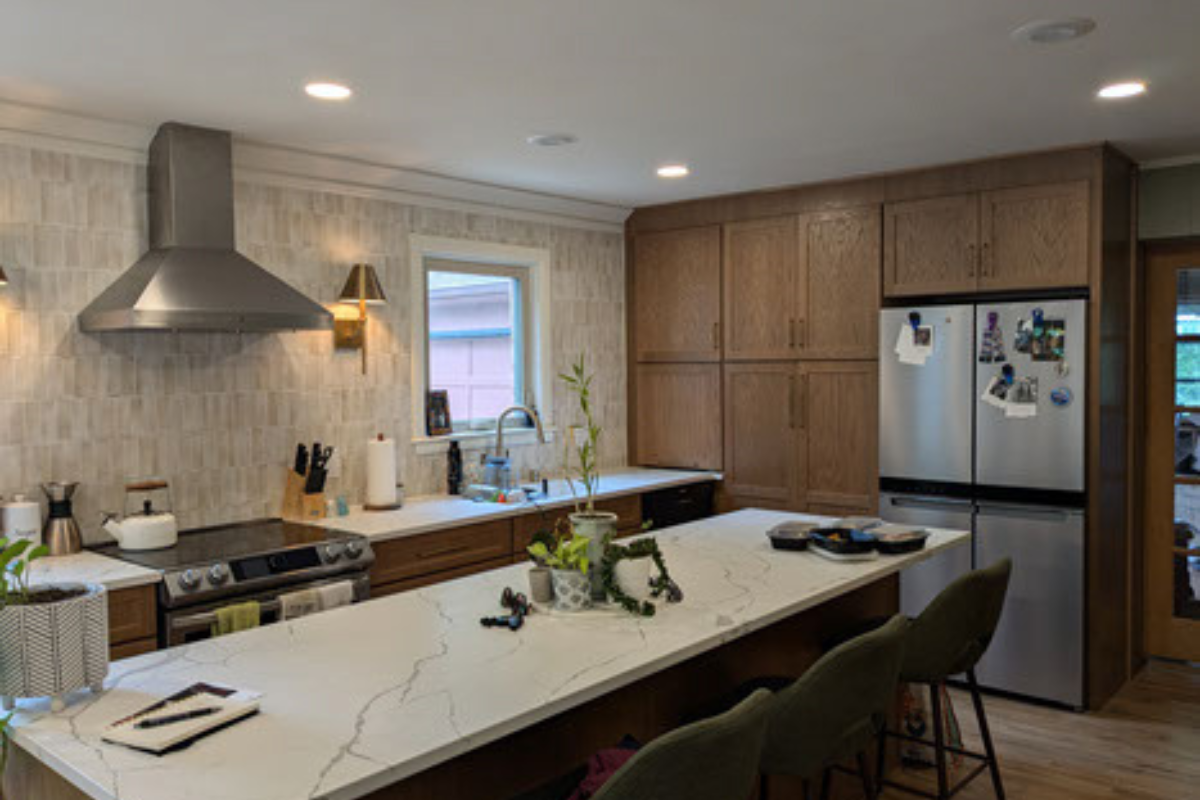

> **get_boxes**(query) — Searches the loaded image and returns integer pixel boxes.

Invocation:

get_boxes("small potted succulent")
[1,539,109,713]
[561,356,617,600]
[527,531,593,612]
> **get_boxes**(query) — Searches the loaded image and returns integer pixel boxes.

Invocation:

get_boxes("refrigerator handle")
[975,502,1082,521]
[887,495,974,511]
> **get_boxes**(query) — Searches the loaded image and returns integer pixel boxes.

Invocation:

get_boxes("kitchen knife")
[294,444,308,476]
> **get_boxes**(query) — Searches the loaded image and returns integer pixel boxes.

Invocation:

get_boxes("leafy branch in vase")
[560,354,601,515]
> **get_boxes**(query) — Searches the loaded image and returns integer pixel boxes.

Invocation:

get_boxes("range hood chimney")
[78,122,332,332]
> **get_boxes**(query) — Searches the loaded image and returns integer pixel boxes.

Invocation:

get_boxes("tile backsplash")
[0,142,626,543]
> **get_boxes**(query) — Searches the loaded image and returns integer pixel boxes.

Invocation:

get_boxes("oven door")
[163,573,371,647]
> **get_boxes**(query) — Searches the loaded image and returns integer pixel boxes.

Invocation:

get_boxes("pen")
[134,706,221,730]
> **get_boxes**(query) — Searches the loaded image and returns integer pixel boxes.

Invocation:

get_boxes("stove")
[94,519,374,609]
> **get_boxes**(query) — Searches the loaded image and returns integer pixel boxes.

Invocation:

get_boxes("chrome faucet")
[494,405,547,457]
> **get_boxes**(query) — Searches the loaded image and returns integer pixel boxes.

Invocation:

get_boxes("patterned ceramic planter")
[570,512,619,601]
[1,583,109,712]
[550,569,592,612]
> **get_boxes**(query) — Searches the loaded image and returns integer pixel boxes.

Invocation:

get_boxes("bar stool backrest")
[760,615,910,778]
[591,689,773,800]
[902,559,1013,683]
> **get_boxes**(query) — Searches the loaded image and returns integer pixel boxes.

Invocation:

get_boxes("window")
[424,259,533,431]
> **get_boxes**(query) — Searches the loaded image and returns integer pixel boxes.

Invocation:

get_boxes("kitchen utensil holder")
[300,492,326,521]
[282,470,307,520]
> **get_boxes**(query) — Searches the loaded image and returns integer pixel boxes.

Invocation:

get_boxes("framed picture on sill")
[426,390,453,436]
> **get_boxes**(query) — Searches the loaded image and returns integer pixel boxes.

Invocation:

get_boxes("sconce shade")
[338,263,386,305]
[0,266,8,286]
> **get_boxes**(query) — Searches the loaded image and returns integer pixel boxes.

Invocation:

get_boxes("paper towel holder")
[364,433,404,512]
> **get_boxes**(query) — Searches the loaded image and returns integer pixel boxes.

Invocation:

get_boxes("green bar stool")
[877,559,1013,800]
[759,614,911,800]
[590,689,774,800]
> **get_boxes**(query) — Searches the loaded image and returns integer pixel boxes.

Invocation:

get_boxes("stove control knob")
[208,564,229,586]
[178,569,201,591]
[344,540,363,560]
[324,543,343,562]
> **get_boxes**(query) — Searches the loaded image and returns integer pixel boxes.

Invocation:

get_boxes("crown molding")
[1141,154,1200,171]
[0,97,629,232]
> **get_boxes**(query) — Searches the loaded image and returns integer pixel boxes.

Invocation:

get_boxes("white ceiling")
[1,0,1198,208]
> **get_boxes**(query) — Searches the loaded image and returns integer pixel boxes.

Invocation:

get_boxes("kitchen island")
[6,509,969,800]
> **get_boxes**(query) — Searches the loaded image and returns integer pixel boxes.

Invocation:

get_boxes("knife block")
[300,493,326,521]
[282,471,307,520]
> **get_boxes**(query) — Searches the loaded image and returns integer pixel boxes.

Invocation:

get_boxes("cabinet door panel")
[980,181,1090,291]
[723,217,798,360]
[635,364,722,470]
[722,363,802,506]
[632,226,722,362]
[799,207,882,359]
[884,194,978,297]
[802,362,878,512]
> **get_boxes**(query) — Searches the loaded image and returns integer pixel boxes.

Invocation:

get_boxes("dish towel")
[279,589,322,621]
[211,601,261,637]
[316,581,355,611]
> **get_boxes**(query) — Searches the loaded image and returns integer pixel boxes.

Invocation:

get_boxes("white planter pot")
[570,511,619,601]
[614,557,652,602]
[1,583,109,712]
[550,569,592,612]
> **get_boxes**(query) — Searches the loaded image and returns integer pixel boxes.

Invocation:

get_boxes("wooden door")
[801,361,878,513]
[798,207,882,359]
[980,181,1090,291]
[634,363,722,470]
[723,217,799,361]
[722,362,802,508]
[1144,246,1200,662]
[632,226,722,362]
[883,194,979,297]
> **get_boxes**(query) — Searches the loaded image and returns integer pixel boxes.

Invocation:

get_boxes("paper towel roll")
[366,435,397,508]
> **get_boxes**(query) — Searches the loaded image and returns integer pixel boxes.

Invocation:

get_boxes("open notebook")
[102,682,261,755]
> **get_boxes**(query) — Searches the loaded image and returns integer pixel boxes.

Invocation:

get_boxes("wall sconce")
[0,266,8,286]
[335,263,386,374]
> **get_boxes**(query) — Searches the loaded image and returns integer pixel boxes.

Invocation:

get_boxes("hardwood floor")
[880,661,1200,800]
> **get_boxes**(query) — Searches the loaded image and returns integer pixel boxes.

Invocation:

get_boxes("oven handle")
[170,600,283,631]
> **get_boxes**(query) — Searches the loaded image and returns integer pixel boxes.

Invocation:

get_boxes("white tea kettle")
[103,480,179,551]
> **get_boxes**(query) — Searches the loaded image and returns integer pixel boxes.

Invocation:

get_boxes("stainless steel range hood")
[79,123,332,333]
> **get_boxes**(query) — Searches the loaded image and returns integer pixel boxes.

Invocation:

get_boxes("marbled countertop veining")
[10,509,969,800]
[27,551,162,592]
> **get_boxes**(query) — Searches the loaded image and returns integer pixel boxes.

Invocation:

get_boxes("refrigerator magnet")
[1013,318,1034,354]
[979,311,1006,363]
[1050,386,1073,408]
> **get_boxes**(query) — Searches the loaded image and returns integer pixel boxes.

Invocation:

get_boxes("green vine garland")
[600,539,677,617]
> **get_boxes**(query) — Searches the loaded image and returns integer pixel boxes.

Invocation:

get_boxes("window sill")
[412,427,557,457]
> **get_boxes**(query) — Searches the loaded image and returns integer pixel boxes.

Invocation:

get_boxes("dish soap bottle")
[447,440,463,495]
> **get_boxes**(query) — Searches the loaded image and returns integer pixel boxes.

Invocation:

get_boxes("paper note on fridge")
[895,326,934,366]
[1005,402,1038,419]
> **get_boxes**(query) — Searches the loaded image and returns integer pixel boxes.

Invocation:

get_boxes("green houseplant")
[527,528,594,612]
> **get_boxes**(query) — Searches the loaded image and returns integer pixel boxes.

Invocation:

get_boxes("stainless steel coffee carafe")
[42,481,82,555]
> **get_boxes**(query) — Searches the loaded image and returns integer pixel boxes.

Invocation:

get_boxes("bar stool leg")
[801,778,811,800]
[875,725,888,787]
[819,768,832,800]
[967,670,1006,800]
[856,751,877,800]
[759,773,769,800]
[928,683,950,800]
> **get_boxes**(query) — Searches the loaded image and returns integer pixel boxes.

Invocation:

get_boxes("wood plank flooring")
[880,660,1200,800]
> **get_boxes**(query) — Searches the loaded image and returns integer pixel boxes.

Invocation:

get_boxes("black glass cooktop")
[92,519,352,570]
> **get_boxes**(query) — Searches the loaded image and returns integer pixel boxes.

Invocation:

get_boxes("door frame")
[1144,242,1200,661]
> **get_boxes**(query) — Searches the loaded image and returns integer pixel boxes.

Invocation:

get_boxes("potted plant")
[1,539,109,713]
[561,356,617,600]
[600,538,681,617]
[527,531,593,612]
[524,527,558,604]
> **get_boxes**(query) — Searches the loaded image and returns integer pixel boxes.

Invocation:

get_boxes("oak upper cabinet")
[801,361,878,513]
[883,194,979,298]
[797,207,882,359]
[635,363,722,470]
[979,181,1090,291]
[632,226,723,362]
[723,363,803,507]
[723,217,798,361]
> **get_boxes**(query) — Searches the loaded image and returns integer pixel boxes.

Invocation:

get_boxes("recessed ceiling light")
[656,164,690,179]
[1011,18,1096,45]
[526,133,578,147]
[1097,81,1147,99]
[305,82,353,101]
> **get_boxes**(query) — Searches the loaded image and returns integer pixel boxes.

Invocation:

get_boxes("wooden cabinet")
[884,194,979,297]
[635,363,722,470]
[370,519,513,590]
[513,494,643,553]
[723,217,798,361]
[797,208,881,359]
[632,226,722,362]
[372,556,514,598]
[800,362,878,513]
[722,363,803,507]
[979,181,1090,291]
[108,585,157,659]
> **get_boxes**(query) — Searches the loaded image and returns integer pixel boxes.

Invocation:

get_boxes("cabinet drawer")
[372,556,513,599]
[513,495,644,553]
[108,585,157,645]
[111,637,157,661]
[370,520,514,585]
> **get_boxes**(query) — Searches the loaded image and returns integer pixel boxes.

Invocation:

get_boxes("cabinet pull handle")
[796,319,806,348]
[418,542,472,560]
[797,375,807,430]
[967,244,977,278]
[982,242,991,277]
[788,319,796,349]
[712,321,721,350]
[788,376,797,429]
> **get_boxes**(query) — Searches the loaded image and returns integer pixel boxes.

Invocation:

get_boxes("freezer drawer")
[881,493,974,618]
[879,305,974,485]
[974,502,1084,708]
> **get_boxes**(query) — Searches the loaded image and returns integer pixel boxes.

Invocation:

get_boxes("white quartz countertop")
[319,467,719,541]
[10,509,969,800]
[27,550,162,592]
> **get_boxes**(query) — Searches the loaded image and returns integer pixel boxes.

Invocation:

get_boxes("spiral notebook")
[102,682,261,755]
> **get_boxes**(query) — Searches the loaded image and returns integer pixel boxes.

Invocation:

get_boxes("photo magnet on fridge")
[979,311,1006,363]
[1031,319,1066,362]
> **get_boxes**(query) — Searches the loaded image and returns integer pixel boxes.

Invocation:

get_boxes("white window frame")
[409,235,554,451]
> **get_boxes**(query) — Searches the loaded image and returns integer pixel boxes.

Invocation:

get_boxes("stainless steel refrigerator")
[879,299,1086,708]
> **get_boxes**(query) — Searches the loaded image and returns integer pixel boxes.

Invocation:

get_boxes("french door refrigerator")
[879,299,1087,708]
